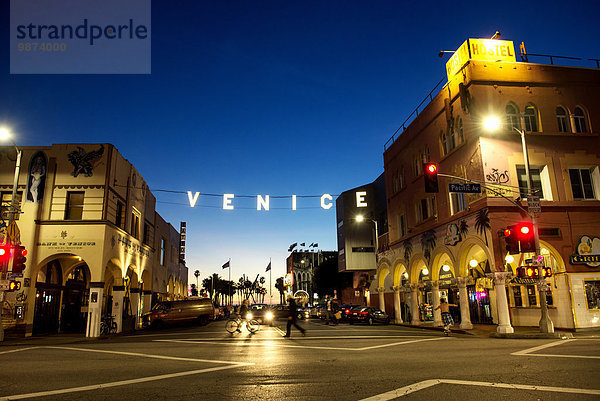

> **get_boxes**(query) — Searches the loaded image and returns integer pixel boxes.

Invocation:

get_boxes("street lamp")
[0,126,22,343]
[484,116,554,333]
[355,215,379,257]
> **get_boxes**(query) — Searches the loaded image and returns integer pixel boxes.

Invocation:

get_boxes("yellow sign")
[446,38,516,80]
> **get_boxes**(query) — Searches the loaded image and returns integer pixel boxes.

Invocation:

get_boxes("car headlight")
[266,312,273,320]
[246,313,253,320]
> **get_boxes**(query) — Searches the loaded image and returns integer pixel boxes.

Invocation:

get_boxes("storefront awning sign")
[571,236,600,267]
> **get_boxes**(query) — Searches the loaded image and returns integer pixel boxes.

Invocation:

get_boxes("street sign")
[448,183,481,193]
[7,221,20,242]
[527,196,541,213]
[8,273,23,279]
[0,280,10,291]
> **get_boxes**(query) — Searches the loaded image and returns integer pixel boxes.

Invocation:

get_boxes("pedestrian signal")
[8,280,21,292]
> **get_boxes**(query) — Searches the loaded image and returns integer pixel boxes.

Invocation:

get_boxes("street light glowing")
[505,255,514,264]
[0,127,11,141]
[469,259,478,268]
[422,268,429,275]
[442,264,451,272]
[483,116,501,132]
[355,215,364,222]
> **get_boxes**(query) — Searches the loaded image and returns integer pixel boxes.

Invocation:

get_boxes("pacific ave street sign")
[448,183,481,193]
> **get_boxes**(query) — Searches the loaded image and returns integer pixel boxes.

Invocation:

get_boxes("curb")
[490,332,574,339]
[396,323,472,336]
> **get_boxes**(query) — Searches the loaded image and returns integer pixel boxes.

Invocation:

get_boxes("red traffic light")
[426,164,437,174]
[0,248,5,257]
[520,225,530,235]
[503,228,512,237]
[423,162,439,193]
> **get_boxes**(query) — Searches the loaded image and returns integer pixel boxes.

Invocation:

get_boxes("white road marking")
[359,378,600,400]
[0,346,253,400]
[156,336,444,351]
[0,364,246,400]
[46,346,254,365]
[0,347,40,355]
[511,339,600,359]
[155,335,438,341]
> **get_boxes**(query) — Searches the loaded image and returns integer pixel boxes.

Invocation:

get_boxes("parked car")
[339,304,357,321]
[250,303,273,324]
[142,298,214,328]
[270,304,309,320]
[347,306,390,325]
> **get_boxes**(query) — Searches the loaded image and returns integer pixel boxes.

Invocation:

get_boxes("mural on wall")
[444,223,461,246]
[403,238,413,262]
[475,208,491,246]
[26,151,47,203]
[570,236,600,268]
[420,230,437,263]
[67,145,104,177]
[459,219,469,237]
[485,168,509,184]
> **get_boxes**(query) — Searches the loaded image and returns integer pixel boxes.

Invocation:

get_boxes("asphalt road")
[1,319,599,400]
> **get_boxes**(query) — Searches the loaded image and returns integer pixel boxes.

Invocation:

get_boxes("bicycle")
[100,315,117,335]
[226,315,259,334]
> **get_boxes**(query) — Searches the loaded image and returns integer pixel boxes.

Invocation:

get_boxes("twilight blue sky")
[1,0,599,296]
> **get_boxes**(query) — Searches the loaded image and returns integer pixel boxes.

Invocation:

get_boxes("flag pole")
[228,258,231,306]
[269,258,272,306]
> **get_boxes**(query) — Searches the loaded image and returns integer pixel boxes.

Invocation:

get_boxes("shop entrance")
[467,285,493,324]
[60,265,89,333]
[33,260,63,335]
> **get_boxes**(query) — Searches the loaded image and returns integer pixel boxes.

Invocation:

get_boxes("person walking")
[325,295,334,325]
[283,296,306,338]
[434,298,457,335]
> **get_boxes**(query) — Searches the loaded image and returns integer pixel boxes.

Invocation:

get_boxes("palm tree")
[194,270,200,288]
[459,220,469,237]
[420,230,437,262]
[475,208,491,246]
[403,238,413,262]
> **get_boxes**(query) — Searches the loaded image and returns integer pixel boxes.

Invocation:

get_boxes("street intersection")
[0,320,598,400]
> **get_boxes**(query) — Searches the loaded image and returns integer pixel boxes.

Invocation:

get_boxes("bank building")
[371,38,600,332]
[0,143,188,337]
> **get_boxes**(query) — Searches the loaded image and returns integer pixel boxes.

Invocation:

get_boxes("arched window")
[441,131,448,156]
[506,103,520,130]
[523,104,539,132]
[455,117,464,143]
[556,106,570,132]
[573,106,589,133]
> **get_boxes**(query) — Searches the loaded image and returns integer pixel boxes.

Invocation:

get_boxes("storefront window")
[585,281,600,309]
[527,285,537,306]
[513,286,523,307]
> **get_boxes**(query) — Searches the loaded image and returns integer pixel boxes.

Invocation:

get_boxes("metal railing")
[383,52,600,151]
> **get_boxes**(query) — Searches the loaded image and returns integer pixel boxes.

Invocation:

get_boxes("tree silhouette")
[459,220,469,237]
[403,238,413,262]
[475,208,491,246]
[190,284,198,297]
[420,230,437,263]
[194,270,200,288]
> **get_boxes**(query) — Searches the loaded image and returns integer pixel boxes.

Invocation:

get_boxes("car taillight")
[345,309,350,314]
[360,311,368,315]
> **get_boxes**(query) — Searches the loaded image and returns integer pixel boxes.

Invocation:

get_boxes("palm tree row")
[200,273,271,306]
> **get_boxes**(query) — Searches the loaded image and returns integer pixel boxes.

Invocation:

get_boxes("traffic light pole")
[517,127,554,334]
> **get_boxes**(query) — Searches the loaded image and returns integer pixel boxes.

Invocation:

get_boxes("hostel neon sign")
[186,191,369,210]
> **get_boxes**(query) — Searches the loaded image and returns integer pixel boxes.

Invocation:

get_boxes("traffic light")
[423,162,439,193]
[0,244,9,262]
[503,226,520,254]
[515,222,535,253]
[516,267,526,278]
[7,280,21,292]
[12,245,27,275]
[541,266,552,278]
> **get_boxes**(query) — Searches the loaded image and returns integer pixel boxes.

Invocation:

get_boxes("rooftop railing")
[383,52,600,151]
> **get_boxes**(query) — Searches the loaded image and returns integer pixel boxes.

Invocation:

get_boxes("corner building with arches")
[377,41,600,332]
[0,143,188,337]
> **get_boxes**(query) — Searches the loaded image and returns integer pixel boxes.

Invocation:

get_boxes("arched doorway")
[33,260,63,334]
[463,245,493,324]
[60,264,90,333]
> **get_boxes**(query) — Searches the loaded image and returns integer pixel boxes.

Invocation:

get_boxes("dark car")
[339,304,358,321]
[270,304,309,320]
[348,306,390,325]
[249,303,273,324]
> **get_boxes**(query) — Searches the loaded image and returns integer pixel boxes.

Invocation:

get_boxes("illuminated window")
[441,131,448,156]
[573,106,589,133]
[506,103,520,130]
[569,168,597,200]
[130,208,140,239]
[516,166,544,199]
[65,191,84,220]
[160,238,166,266]
[556,106,570,132]
[449,192,466,215]
[523,104,539,132]
[0,191,23,221]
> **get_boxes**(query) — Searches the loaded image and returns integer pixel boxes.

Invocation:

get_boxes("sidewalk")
[396,321,600,339]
